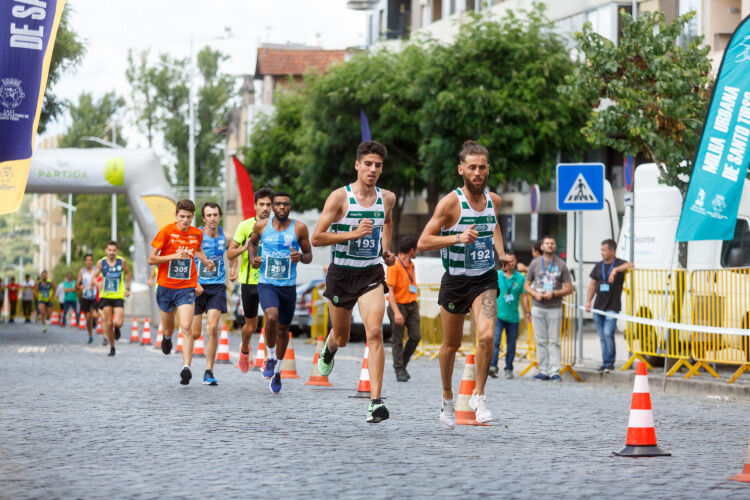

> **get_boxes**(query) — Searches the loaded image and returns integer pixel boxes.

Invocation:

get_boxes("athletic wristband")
[456,234,460,244]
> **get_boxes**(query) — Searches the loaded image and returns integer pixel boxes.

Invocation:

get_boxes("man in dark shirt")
[585,239,634,372]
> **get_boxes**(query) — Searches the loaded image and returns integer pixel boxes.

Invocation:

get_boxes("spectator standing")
[585,239,633,372]
[386,235,422,382]
[6,277,20,323]
[62,272,79,327]
[20,274,35,323]
[524,235,573,382]
[489,252,529,379]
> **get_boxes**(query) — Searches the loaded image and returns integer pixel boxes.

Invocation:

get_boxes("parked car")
[290,279,325,337]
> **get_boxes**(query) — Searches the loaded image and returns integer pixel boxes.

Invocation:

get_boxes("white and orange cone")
[353,343,371,398]
[50,310,59,326]
[70,310,78,328]
[613,361,670,457]
[455,354,490,426]
[154,322,163,349]
[280,332,300,379]
[176,331,184,353]
[96,320,102,335]
[730,437,750,482]
[78,311,86,330]
[253,330,267,371]
[193,331,206,357]
[129,317,139,343]
[141,317,152,345]
[305,335,333,387]
[217,324,231,364]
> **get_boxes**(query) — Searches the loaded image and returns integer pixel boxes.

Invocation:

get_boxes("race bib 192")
[465,236,493,270]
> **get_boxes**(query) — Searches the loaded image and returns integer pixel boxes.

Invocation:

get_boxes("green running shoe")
[366,398,389,423]
[317,333,336,376]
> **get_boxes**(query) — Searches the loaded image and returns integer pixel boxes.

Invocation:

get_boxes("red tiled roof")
[255,48,349,77]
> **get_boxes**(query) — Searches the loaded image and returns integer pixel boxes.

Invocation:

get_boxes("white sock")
[275,360,282,374]
[164,335,171,340]
[183,364,190,370]
[267,346,277,360]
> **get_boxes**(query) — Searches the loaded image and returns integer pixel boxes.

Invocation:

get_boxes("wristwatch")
[456,234,460,244]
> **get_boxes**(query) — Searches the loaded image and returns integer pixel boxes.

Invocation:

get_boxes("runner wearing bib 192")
[91,241,132,356]
[249,191,313,393]
[149,199,215,385]
[311,140,397,423]
[417,140,513,429]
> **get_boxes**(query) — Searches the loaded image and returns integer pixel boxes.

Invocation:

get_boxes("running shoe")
[114,326,121,340]
[42,326,47,333]
[263,358,277,379]
[88,337,93,344]
[102,338,108,346]
[107,347,115,357]
[366,398,389,423]
[533,373,550,381]
[203,370,218,386]
[180,366,192,385]
[238,347,250,373]
[550,375,562,383]
[161,336,172,355]
[488,366,499,378]
[440,399,456,430]
[504,369,513,379]
[469,393,492,423]
[317,333,336,377]
[270,373,282,393]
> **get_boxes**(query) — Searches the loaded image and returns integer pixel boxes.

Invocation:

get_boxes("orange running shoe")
[239,346,250,373]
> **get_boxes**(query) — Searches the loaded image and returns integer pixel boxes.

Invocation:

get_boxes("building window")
[678,0,700,48]
[379,9,385,40]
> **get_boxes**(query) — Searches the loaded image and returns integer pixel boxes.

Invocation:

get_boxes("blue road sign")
[556,163,604,211]
[624,154,634,192]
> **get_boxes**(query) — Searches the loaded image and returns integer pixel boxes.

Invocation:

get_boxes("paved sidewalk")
[2,321,750,499]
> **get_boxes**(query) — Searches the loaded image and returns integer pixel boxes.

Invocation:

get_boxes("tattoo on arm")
[480,290,497,319]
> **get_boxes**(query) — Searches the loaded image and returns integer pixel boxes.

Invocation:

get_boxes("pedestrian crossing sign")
[556,163,604,211]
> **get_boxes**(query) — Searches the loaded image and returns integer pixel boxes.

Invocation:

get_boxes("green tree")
[39,6,86,133]
[567,10,713,195]
[58,92,133,259]
[417,6,589,193]
[126,47,236,187]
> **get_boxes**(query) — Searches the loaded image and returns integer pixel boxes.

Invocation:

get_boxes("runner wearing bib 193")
[149,199,215,385]
[191,201,237,386]
[91,241,132,357]
[249,191,313,393]
[311,140,397,424]
[34,271,54,333]
[226,187,274,373]
[418,140,513,429]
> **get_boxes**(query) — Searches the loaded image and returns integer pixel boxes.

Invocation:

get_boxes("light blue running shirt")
[196,226,226,285]
[259,220,299,287]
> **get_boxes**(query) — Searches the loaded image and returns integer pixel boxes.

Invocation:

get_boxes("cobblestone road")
[2,321,750,499]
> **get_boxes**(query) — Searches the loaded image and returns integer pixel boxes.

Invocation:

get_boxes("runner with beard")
[417,140,512,430]
[247,191,312,393]
[311,140,397,423]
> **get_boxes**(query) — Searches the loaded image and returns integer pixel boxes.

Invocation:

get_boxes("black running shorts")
[241,284,260,319]
[323,263,387,310]
[438,268,499,315]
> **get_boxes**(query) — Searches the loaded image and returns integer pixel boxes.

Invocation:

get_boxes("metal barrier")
[413,284,474,360]
[309,285,328,344]
[685,268,750,382]
[621,269,693,376]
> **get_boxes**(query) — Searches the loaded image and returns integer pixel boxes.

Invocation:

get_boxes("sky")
[41,0,368,146]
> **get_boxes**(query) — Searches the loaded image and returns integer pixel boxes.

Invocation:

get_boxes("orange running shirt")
[151,223,204,289]
[386,258,418,304]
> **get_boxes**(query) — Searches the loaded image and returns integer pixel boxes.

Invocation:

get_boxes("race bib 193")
[265,256,291,280]
[168,259,192,280]
[465,236,493,270]
[347,226,381,258]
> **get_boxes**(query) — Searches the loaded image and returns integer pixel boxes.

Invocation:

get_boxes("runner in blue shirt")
[192,202,238,386]
[247,191,313,393]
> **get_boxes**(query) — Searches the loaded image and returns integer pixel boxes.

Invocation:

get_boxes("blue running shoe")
[263,358,277,379]
[203,370,218,386]
[270,373,282,393]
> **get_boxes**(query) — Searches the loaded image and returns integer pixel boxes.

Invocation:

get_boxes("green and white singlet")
[331,184,385,269]
[440,188,497,277]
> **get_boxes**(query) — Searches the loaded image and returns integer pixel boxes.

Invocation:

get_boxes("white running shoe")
[440,399,456,430]
[469,393,493,423]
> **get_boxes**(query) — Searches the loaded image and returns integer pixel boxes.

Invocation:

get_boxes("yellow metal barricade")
[621,269,691,375]
[414,284,442,360]
[519,321,537,376]
[309,285,328,344]
[686,268,750,382]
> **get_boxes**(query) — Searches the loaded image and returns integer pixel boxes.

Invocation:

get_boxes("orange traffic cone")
[253,330,267,371]
[78,311,86,330]
[730,437,750,482]
[154,322,163,349]
[280,332,300,379]
[217,324,231,364]
[455,354,490,426]
[305,336,333,387]
[96,320,102,335]
[193,330,206,357]
[51,310,59,325]
[353,343,371,398]
[129,317,139,343]
[176,331,183,353]
[70,310,78,328]
[613,361,671,457]
[141,317,152,345]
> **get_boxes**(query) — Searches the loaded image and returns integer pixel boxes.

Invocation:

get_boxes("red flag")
[232,156,255,218]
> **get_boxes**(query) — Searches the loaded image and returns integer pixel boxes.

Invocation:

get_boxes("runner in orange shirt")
[148,199,215,385]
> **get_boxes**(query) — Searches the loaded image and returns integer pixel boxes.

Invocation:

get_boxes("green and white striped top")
[331,184,386,269]
[440,188,497,276]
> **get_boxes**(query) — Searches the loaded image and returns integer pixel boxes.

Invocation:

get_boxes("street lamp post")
[55,195,77,266]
